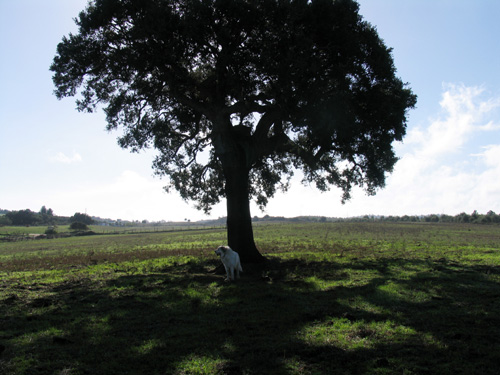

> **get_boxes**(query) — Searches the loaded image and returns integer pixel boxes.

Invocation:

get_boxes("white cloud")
[266,84,500,217]
[49,151,82,164]
[372,84,500,215]
[405,84,500,158]
[48,170,226,221]
[475,144,500,167]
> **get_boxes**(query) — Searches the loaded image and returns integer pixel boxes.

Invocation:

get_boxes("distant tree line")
[251,211,500,225]
[350,210,500,224]
[0,207,94,227]
[1,207,499,227]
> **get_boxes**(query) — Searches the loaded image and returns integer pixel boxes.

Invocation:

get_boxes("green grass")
[1,222,499,374]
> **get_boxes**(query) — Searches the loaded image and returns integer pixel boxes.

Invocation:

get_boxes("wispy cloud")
[49,151,83,164]
[266,84,500,217]
[404,84,500,158]
[374,83,500,214]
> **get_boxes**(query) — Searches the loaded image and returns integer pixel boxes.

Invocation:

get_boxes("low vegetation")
[1,222,499,374]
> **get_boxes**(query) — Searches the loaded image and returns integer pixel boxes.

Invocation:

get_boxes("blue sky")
[1,0,500,221]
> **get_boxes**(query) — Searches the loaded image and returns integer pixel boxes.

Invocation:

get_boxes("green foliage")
[5,209,39,226]
[51,0,416,212]
[39,206,54,225]
[0,215,12,226]
[2,207,57,226]
[44,226,58,236]
[69,212,94,225]
[1,222,499,374]
[69,221,90,231]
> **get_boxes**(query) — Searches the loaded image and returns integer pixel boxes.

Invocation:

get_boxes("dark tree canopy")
[51,0,416,262]
[6,209,39,226]
[69,212,94,225]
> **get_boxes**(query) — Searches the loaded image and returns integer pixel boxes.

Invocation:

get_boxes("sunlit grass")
[1,222,499,374]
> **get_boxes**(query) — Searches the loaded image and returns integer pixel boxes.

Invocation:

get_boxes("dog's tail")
[238,262,243,272]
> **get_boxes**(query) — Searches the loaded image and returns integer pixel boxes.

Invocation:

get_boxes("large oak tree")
[51,0,416,263]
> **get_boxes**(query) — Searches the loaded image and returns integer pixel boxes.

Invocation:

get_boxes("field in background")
[0,222,226,236]
[1,222,499,374]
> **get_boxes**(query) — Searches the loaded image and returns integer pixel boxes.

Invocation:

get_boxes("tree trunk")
[212,115,265,264]
[223,156,265,264]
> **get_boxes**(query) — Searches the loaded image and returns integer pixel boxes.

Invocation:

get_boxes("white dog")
[214,246,242,281]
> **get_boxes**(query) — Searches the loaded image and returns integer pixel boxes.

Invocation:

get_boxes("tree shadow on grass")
[2,257,500,374]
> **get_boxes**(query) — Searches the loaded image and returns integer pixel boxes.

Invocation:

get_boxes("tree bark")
[223,158,266,264]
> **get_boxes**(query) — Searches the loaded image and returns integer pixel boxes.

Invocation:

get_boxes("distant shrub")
[69,213,94,225]
[69,222,89,231]
[45,226,58,236]
[0,215,12,226]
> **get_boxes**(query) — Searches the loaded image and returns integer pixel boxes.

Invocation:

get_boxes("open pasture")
[1,222,499,374]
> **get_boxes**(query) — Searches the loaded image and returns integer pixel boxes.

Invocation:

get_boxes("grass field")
[0,223,225,237]
[1,222,499,374]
